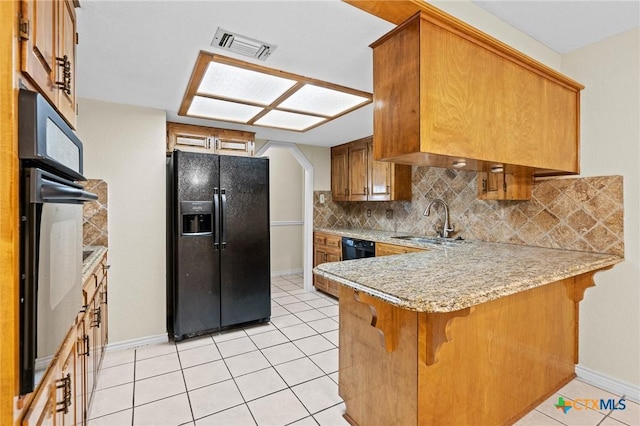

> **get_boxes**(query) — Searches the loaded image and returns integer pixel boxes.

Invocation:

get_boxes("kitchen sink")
[391,235,469,246]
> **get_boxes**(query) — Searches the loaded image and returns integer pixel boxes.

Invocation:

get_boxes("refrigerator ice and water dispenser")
[180,201,213,235]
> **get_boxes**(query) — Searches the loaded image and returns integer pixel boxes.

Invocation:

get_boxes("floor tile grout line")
[175,340,197,425]
[131,348,137,426]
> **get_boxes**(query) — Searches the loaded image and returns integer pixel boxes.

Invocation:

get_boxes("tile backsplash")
[314,167,623,257]
[82,179,108,247]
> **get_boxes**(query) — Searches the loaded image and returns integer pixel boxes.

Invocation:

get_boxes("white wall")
[265,147,304,274]
[76,99,166,343]
[298,144,331,191]
[562,28,640,387]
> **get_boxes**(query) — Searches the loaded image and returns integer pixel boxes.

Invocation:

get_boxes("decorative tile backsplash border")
[314,167,624,257]
[82,179,108,247]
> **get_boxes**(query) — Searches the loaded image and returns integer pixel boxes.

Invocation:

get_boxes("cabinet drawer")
[325,235,341,249]
[314,234,327,246]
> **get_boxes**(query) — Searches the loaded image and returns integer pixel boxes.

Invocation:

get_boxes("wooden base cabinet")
[313,232,342,297]
[338,270,601,425]
[79,252,109,420]
[20,251,109,426]
[22,327,79,426]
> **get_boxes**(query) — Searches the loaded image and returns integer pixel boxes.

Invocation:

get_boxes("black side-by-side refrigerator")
[167,150,270,340]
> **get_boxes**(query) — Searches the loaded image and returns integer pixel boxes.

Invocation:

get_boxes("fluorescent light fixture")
[278,84,370,116]
[198,62,296,105]
[179,52,372,132]
[188,96,263,123]
[254,110,326,131]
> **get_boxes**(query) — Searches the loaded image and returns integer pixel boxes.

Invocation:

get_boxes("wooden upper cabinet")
[21,0,78,128]
[331,136,412,202]
[167,122,255,157]
[330,144,349,201]
[369,9,584,177]
[348,139,369,201]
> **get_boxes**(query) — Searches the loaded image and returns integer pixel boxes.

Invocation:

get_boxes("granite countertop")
[82,246,108,282]
[313,228,623,313]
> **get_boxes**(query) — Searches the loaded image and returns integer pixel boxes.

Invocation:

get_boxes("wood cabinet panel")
[339,272,596,425]
[369,7,583,177]
[167,122,255,156]
[331,137,411,202]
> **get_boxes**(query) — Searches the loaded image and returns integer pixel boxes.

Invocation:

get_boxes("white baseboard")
[105,333,168,352]
[576,364,640,403]
[271,268,304,277]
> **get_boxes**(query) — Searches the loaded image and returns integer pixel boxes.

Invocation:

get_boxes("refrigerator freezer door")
[219,156,271,327]
[172,151,221,337]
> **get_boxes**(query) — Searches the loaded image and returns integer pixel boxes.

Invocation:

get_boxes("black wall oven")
[19,89,97,395]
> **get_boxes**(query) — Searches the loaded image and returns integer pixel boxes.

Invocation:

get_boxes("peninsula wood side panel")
[338,270,601,425]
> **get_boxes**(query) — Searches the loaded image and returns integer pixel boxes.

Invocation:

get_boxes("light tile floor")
[88,274,639,426]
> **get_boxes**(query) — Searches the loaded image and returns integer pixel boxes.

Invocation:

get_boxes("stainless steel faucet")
[423,199,454,238]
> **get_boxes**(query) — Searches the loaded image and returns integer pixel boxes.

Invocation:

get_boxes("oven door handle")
[39,177,98,203]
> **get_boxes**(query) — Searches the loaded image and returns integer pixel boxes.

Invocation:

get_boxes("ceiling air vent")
[212,28,277,61]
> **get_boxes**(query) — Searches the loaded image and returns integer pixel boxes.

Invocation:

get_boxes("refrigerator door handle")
[213,188,220,250]
[220,189,227,249]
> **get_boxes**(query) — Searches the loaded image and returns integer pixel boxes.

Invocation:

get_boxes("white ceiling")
[76,1,639,148]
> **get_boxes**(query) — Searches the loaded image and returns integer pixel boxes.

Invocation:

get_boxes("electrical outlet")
[366,209,371,217]
[319,194,325,204]
[386,209,393,219]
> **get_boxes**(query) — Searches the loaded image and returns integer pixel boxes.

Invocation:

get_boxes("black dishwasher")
[342,237,375,260]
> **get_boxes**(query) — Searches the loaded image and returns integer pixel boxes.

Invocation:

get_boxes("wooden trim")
[178,51,372,132]
[1,1,19,424]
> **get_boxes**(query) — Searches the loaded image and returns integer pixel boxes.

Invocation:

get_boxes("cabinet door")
[76,319,88,426]
[331,145,349,201]
[326,250,341,263]
[21,375,56,426]
[56,332,78,426]
[99,276,108,366]
[368,141,392,201]
[21,0,58,105]
[55,0,77,127]
[81,303,95,411]
[169,129,214,153]
[214,137,255,157]
[348,140,368,201]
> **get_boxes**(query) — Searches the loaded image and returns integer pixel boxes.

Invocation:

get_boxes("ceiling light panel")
[278,84,371,117]
[254,110,326,131]
[197,62,297,105]
[187,96,263,123]
[179,53,372,132]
